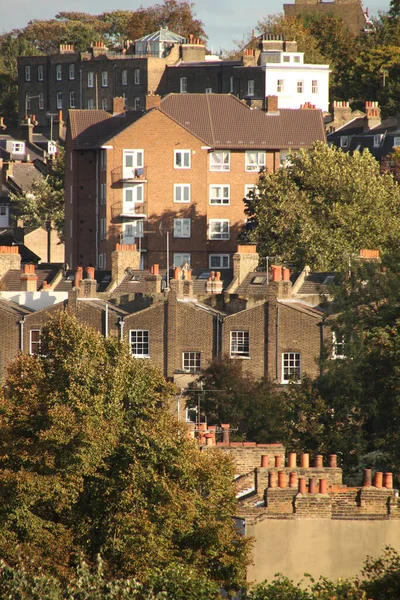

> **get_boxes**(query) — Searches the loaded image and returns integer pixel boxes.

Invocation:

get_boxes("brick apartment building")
[17,30,208,130]
[64,93,326,271]
[0,244,334,386]
[17,31,330,133]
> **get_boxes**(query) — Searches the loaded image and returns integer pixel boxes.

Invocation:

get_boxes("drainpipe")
[19,317,25,351]
[118,317,125,342]
[275,304,279,381]
[105,302,109,339]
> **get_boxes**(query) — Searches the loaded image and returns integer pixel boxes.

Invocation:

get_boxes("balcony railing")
[111,166,148,184]
[111,200,147,220]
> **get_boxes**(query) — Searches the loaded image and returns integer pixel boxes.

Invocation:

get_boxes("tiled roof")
[159,94,326,149]
[235,271,270,296]
[0,267,56,291]
[0,297,32,317]
[54,270,112,293]
[278,299,325,317]
[69,95,325,151]
[69,109,145,149]
[296,272,337,296]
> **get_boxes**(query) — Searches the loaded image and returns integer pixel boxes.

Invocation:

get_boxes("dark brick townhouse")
[0,243,334,385]
[64,93,325,271]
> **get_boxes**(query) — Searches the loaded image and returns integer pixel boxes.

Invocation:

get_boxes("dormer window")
[373,134,384,148]
[340,136,349,148]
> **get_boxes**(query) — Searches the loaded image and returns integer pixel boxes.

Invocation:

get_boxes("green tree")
[244,142,400,271]
[10,148,65,239]
[198,355,286,443]
[0,311,249,592]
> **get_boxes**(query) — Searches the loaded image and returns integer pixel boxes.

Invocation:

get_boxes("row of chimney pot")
[363,469,393,489]
[199,423,230,445]
[73,266,95,287]
[271,265,291,282]
[173,266,192,280]
[268,472,328,494]
[261,453,337,469]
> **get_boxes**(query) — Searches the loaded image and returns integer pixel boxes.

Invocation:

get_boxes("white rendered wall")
[262,53,330,112]
[0,291,68,310]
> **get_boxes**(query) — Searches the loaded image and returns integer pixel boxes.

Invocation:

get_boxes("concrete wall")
[246,518,400,584]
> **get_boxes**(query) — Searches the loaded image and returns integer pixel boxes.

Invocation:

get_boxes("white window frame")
[37,65,43,81]
[12,141,25,154]
[25,65,31,82]
[87,98,94,109]
[394,137,400,147]
[122,69,128,85]
[210,151,230,172]
[39,92,44,110]
[209,184,230,205]
[247,79,255,96]
[180,77,187,93]
[174,184,191,203]
[294,55,301,63]
[332,332,345,359]
[100,183,106,204]
[25,95,31,111]
[123,149,144,177]
[173,218,191,238]
[134,68,140,84]
[129,330,149,358]
[277,79,284,93]
[182,351,201,372]
[30,329,42,355]
[134,96,141,110]
[69,64,75,80]
[100,150,107,171]
[209,254,230,269]
[174,149,191,169]
[282,352,301,383]
[205,87,212,94]
[69,91,75,108]
[56,92,62,110]
[101,71,108,87]
[124,185,144,203]
[245,151,266,172]
[124,220,144,240]
[98,253,104,269]
[245,184,258,197]
[209,219,230,240]
[174,253,191,267]
[283,55,290,63]
[0,205,8,217]
[230,331,250,358]
[297,80,304,94]
[101,98,108,111]
[88,72,94,88]
[312,79,318,94]
[56,64,62,81]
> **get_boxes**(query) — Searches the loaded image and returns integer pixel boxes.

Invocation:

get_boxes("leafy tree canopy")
[0,311,249,593]
[10,148,65,239]
[244,142,400,271]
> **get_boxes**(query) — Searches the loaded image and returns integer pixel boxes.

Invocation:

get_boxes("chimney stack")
[111,243,140,283]
[265,95,279,113]
[0,245,21,279]
[20,263,38,292]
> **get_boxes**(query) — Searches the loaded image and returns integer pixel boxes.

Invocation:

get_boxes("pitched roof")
[136,28,185,44]
[159,94,326,149]
[68,95,325,151]
[69,110,144,150]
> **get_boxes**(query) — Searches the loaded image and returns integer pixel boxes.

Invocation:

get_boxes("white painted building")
[261,46,330,112]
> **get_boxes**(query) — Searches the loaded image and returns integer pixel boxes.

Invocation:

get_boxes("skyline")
[0,0,391,54]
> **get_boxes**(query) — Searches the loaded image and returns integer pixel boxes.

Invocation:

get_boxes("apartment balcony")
[111,200,147,220]
[111,165,148,184]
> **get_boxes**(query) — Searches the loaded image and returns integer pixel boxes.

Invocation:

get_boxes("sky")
[0,0,391,53]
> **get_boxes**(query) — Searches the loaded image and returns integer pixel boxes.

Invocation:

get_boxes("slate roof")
[328,117,400,159]
[296,272,337,296]
[235,271,270,296]
[0,297,32,317]
[54,270,112,293]
[69,95,326,151]
[278,299,325,317]
[0,266,57,291]
[7,163,42,193]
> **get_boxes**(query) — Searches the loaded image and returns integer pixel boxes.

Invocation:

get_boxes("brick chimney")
[206,271,223,294]
[78,266,97,297]
[113,97,125,115]
[169,263,194,298]
[145,263,162,293]
[0,245,21,279]
[20,263,38,292]
[111,243,141,283]
[241,48,256,67]
[145,94,161,110]
[330,101,352,128]
[364,101,381,131]
[233,245,260,286]
[265,95,279,113]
